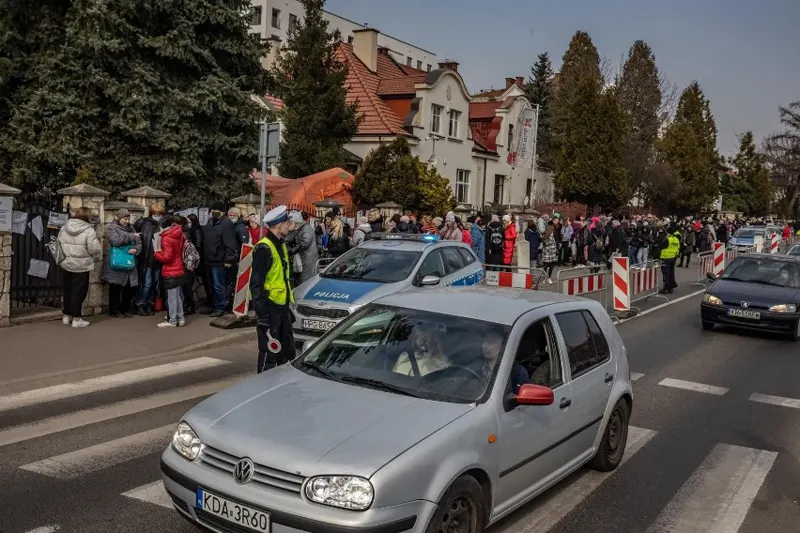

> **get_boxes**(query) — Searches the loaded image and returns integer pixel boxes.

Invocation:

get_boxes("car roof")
[373,286,588,325]
[733,252,800,263]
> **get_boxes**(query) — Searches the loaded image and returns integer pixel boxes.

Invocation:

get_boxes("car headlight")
[172,421,202,461]
[769,304,797,313]
[703,294,722,305]
[304,476,374,510]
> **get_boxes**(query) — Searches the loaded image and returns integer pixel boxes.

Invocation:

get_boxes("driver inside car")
[475,331,528,390]
[393,322,449,376]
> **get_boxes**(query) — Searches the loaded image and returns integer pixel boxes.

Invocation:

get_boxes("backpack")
[182,237,200,272]
[489,226,504,252]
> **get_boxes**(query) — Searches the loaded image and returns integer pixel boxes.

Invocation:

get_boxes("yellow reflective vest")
[660,232,681,259]
[257,236,294,306]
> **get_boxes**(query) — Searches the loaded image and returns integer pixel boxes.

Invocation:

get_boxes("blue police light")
[422,234,439,242]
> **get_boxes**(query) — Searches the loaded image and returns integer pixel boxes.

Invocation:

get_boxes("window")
[455,169,470,204]
[288,14,299,33]
[427,64,432,72]
[407,56,412,66]
[526,178,532,199]
[507,123,514,149]
[583,310,611,363]
[448,110,461,138]
[322,249,422,283]
[514,318,563,390]
[555,311,606,378]
[456,247,476,266]
[441,248,465,275]
[417,60,423,70]
[493,175,505,204]
[271,8,281,28]
[347,35,354,44]
[430,104,443,134]
[417,251,445,279]
[249,6,262,25]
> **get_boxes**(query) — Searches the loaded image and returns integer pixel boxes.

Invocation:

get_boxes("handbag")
[110,245,135,271]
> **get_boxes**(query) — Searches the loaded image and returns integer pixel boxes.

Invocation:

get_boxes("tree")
[764,102,800,216]
[728,132,771,215]
[415,161,456,215]
[274,0,360,179]
[2,0,268,206]
[524,52,555,169]
[617,40,662,197]
[659,82,721,213]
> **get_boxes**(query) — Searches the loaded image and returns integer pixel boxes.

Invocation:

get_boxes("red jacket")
[154,225,185,279]
[503,223,517,265]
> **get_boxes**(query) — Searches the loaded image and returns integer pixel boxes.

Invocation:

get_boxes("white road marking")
[749,393,800,409]
[617,289,706,323]
[0,357,231,413]
[631,372,645,381]
[20,425,174,479]
[0,376,244,447]
[122,480,173,509]
[25,526,60,533]
[646,443,777,533]
[658,377,728,396]
[498,426,656,533]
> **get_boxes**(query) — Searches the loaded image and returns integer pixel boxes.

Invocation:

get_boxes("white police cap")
[263,205,289,226]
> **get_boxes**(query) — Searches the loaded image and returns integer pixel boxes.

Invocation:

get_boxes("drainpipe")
[481,155,487,209]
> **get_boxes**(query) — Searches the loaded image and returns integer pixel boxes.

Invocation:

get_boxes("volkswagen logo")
[741,301,750,309]
[232,458,255,484]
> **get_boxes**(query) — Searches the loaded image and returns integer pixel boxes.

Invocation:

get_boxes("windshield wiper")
[338,376,422,398]
[298,361,338,380]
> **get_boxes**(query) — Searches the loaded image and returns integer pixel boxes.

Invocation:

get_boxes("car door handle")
[604,373,613,384]
[559,398,571,409]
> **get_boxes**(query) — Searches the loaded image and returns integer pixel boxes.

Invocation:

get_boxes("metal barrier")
[726,244,757,263]
[630,260,667,310]
[557,266,608,308]
[695,243,726,285]
[483,264,548,290]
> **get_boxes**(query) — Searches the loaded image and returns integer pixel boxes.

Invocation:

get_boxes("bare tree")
[763,102,800,214]
[658,75,679,119]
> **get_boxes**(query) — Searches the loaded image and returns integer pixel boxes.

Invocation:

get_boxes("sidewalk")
[0,313,254,384]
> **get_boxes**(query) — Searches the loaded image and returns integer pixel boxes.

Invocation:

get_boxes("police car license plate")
[197,488,270,532]
[728,308,760,320]
[302,318,336,331]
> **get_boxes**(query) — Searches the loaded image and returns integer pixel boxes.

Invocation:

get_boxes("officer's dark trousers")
[256,309,296,373]
[661,258,677,292]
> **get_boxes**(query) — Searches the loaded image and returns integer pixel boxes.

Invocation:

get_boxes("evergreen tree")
[353,138,418,207]
[274,0,360,179]
[3,0,269,205]
[415,161,456,215]
[659,82,721,213]
[730,131,771,215]
[524,52,555,169]
[617,40,662,198]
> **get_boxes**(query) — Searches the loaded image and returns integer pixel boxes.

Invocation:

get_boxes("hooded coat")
[103,221,142,286]
[352,222,372,247]
[58,219,102,273]
[154,224,186,279]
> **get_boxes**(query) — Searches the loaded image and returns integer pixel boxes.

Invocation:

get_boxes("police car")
[291,234,484,348]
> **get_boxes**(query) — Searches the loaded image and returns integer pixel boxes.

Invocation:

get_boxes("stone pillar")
[57,184,110,317]
[120,186,171,217]
[0,183,21,327]
[231,193,262,217]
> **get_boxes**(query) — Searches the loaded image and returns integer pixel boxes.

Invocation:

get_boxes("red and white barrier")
[769,233,779,254]
[612,257,630,312]
[561,273,604,296]
[485,270,535,289]
[232,244,254,317]
[631,262,659,297]
[713,242,725,276]
[613,258,663,312]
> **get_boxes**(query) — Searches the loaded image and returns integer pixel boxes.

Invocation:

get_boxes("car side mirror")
[301,339,316,353]
[418,275,441,287]
[514,384,554,406]
[706,272,718,281]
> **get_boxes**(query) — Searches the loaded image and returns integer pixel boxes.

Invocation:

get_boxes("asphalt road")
[3,294,800,533]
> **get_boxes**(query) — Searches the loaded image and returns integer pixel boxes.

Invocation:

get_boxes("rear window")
[322,249,421,283]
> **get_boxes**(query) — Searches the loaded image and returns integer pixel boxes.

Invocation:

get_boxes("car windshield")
[734,228,759,239]
[721,257,800,288]
[321,249,421,283]
[788,245,800,257]
[294,305,511,403]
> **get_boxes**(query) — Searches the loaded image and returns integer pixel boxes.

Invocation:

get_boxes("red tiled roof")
[470,123,494,154]
[470,101,501,120]
[376,52,407,79]
[377,75,425,96]
[264,94,284,111]
[472,88,506,100]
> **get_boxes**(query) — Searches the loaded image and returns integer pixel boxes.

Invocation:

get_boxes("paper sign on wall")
[12,211,28,235]
[27,258,50,279]
[0,197,12,232]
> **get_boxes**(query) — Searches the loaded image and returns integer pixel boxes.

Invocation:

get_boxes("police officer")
[659,223,682,294]
[249,205,297,373]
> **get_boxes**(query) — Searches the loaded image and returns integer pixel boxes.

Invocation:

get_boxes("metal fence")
[556,265,608,309]
[483,265,548,290]
[628,260,667,309]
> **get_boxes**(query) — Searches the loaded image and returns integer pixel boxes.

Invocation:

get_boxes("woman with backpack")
[154,214,187,328]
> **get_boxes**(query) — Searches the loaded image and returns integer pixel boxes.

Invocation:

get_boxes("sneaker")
[157,321,176,328]
[547,278,554,285]
[209,309,224,318]
[71,318,90,328]
[177,320,186,327]
[62,315,72,325]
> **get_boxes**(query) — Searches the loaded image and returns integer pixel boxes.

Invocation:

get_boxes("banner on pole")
[507,107,538,168]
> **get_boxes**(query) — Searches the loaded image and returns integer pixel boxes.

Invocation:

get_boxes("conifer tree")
[730,131,771,215]
[525,52,555,169]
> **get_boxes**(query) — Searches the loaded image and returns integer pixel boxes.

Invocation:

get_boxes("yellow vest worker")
[659,228,681,294]
[249,205,298,373]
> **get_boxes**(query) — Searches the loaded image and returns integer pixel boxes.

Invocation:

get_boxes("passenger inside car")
[393,321,449,376]
[515,319,562,389]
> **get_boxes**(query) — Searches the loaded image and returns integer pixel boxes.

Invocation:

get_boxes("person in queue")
[249,205,297,373]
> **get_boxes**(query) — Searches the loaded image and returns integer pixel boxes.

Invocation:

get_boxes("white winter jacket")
[58,219,102,273]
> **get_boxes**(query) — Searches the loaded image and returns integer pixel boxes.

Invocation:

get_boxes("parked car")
[161,286,633,533]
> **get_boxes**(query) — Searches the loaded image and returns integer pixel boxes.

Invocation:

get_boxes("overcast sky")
[326,0,800,156]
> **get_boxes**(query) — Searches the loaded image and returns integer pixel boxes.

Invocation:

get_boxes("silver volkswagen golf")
[162,287,633,533]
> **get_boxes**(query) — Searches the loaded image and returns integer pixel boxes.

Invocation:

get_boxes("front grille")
[200,445,305,495]
[722,301,770,310]
[296,304,349,320]
[197,510,257,533]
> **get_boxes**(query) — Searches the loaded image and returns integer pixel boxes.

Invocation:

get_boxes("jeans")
[209,266,228,311]
[167,286,185,324]
[628,246,639,265]
[137,268,157,306]
[637,246,649,265]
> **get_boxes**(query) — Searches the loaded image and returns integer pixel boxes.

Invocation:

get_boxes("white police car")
[291,234,484,348]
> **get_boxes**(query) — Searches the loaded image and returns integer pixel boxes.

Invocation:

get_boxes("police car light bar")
[368,233,440,242]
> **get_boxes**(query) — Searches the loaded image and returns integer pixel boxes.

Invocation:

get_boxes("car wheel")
[590,398,630,473]
[702,321,714,331]
[791,319,800,342]
[425,476,485,533]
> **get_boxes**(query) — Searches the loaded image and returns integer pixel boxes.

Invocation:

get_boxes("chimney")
[352,28,379,72]
[515,76,524,87]
[377,46,390,56]
[505,77,515,89]
[438,60,459,72]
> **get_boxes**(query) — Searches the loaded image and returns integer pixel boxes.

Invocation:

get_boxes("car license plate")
[197,488,270,532]
[302,318,336,331]
[728,308,760,320]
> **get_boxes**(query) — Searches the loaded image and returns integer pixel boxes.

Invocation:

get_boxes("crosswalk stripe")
[24,526,60,533]
[749,392,800,409]
[122,480,173,509]
[0,375,245,447]
[646,443,777,533]
[495,425,656,533]
[19,425,174,479]
[658,377,728,396]
[0,357,231,413]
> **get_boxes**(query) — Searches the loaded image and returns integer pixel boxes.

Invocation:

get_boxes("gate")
[10,189,65,310]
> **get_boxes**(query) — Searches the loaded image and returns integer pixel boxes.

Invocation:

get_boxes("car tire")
[702,321,714,331]
[791,319,800,342]
[590,398,630,473]
[425,476,485,533]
